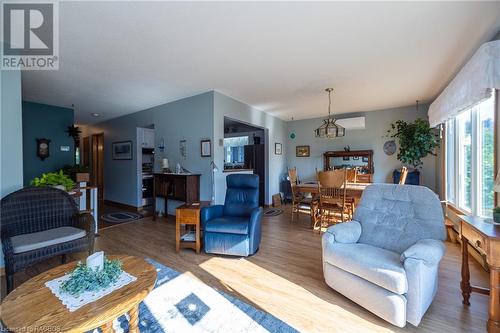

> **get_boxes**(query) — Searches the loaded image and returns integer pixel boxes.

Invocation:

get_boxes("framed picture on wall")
[36,138,51,160]
[296,145,310,157]
[112,141,133,160]
[275,143,282,155]
[201,139,211,157]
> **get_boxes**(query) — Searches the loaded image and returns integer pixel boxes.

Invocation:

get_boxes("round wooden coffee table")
[1,255,157,333]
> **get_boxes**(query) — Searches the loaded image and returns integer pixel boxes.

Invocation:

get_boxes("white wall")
[1,69,24,267]
[213,91,287,204]
[286,104,437,192]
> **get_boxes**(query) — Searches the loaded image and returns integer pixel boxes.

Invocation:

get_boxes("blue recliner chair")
[201,174,263,256]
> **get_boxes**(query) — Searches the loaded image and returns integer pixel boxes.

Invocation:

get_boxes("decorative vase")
[494,212,500,224]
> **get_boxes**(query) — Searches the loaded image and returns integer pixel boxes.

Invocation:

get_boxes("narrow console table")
[153,173,201,220]
[459,215,500,332]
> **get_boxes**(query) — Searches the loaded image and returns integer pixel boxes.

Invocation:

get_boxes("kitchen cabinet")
[138,128,155,148]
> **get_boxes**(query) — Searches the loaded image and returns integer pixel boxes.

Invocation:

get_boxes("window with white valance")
[428,40,499,127]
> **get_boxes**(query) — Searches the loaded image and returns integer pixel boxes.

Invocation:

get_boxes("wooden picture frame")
[296,145,310,157]
[275,143,282,155]
[36,138,51,160]
[201,139,211,157]
[112,141,133,160]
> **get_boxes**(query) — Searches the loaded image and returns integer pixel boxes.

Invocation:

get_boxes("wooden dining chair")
[290,184,315,222]
[399,166,409,185]
[317,169,349,231]
[288,167,299,185]
[345,168,358,183]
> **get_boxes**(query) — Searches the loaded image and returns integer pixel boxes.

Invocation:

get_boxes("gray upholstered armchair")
[322,184,446,327]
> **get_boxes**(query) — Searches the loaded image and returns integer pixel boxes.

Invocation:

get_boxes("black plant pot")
[393,169,420,185]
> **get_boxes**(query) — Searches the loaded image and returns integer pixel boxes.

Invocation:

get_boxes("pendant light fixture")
[314,88,345,138]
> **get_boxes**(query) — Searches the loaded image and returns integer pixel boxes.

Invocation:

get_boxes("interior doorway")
[223,117,267,206]
[91,133,104,209]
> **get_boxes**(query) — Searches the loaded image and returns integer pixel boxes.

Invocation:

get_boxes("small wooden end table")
[459,215,500,333]
[176,201,210,254]
[0,255,157,333]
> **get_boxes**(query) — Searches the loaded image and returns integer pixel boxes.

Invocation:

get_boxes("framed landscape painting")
[296,145,310,157]
[112,141,133,160]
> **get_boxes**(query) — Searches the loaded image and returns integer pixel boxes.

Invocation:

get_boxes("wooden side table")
[459,215,500,333]
[0,255,157,333]
[176,201,210,254]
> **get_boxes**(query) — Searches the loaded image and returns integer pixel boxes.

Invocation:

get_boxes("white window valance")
[428,40,500,127]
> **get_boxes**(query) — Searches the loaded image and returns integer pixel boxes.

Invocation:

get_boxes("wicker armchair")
[1,187,95,293]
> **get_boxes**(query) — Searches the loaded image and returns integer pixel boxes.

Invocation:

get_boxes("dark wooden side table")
[459,215,500,333]
[176,201,210,253]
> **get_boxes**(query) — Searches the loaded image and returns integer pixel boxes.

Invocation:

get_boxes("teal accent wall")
[22,102,75,185]
[1,69,24,268]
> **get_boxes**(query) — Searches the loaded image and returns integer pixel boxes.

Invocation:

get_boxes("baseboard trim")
[104,200,141,212]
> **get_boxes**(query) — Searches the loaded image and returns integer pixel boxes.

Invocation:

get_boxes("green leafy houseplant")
[387,118,440,168]
[31,170,75,191]
[494,207,500,223]
[61,164,90,175]
[60,258,123,297]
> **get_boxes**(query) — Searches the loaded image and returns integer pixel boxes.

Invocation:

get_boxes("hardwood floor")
[4,206,490,332]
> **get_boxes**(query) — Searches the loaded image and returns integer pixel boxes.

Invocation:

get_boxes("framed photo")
[36,138,51,160]
[179,140,187,160]
[112,141,133,160]
[275,143,282,155]
[296,145,310,157]
[201,139,211,157]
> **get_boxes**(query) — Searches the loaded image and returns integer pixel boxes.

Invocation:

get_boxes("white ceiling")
[20,1,500,124]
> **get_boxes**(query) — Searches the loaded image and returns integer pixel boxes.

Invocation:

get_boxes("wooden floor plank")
[4,206,490,332]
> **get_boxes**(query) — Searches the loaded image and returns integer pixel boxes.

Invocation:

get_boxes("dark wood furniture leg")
[461,235,471,305]
[196,222,201,254]
[175,219,180,253]
[488,265,500,332]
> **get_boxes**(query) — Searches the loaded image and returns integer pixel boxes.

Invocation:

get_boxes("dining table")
[294,181,370,230]
[295,181,370,198]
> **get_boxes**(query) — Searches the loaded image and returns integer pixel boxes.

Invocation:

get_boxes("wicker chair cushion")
[11,227,86,254]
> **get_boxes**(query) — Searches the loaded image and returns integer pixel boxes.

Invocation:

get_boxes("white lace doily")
[45,271,137,312]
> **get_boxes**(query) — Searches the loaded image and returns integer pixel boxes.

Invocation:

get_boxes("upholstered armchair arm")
[200,205,224,229]
[249,207,263,231]
[401,239,446,266]
[324,220,362,244]
[248,207,263,254]
[72,212,96,235]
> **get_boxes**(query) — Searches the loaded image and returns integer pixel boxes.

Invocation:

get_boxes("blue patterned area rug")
[96,259,298,333]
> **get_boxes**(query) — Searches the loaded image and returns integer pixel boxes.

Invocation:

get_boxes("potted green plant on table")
[387,118,440,184]
[31,170,75,191]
